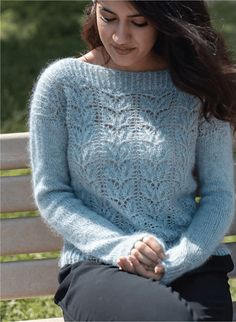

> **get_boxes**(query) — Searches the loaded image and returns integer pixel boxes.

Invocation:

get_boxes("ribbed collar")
[69,58,173,93]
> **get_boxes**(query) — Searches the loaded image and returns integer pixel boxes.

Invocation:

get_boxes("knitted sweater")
[29,57,235,285]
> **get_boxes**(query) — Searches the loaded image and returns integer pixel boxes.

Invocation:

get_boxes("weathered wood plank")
[0,132,29,170]
[233,134,236,151]
[228,243,236,278]
[227,219,236,236]
[0,175,37,213]
[1,217,63,256]
[234,302,236,322]
[1,259,59,300]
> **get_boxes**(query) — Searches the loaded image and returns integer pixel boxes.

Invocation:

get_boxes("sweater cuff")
[159,238,203,285]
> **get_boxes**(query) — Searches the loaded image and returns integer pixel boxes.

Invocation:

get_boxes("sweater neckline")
[76,58,169,74]
[71,58,173,93]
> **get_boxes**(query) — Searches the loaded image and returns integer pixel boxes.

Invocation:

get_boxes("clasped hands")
[117,235,166,281]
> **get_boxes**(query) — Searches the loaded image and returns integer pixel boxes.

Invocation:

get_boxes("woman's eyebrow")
[100,7,143,17]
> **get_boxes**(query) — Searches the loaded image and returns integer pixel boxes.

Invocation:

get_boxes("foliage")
[1,0,89,133]
[208,0,236,60]
[1,297,63,322]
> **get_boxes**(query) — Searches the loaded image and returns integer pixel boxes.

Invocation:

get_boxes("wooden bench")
[1,132,236,321]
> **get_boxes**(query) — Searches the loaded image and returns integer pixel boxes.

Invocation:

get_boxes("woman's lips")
[112,45,135,55]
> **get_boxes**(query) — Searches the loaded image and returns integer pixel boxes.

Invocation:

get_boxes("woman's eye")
[100,16,148,27]
[133,22,148,27]
[100,16,115,23]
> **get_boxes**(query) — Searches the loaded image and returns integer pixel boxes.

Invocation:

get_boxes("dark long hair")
[81,0,236,133]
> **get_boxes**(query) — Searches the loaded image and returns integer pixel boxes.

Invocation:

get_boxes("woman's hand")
[117,235,166,281]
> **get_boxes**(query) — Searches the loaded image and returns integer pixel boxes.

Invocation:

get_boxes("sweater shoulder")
[34,57,76,88]
[29,58,76,117]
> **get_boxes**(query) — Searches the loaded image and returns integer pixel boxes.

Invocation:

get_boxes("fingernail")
[154,265,161,273]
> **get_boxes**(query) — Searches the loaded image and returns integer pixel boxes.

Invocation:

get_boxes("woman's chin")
[107,55,139,70]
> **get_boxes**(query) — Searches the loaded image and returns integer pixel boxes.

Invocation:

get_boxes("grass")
[230,279,236,302]
[1,0,236,321]
[0,297,63,322]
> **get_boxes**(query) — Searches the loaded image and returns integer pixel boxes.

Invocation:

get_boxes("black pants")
[54,255,234,321]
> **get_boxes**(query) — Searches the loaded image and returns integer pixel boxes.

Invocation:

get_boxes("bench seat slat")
[1,259,60,300]
[234,302,236,321]
[227,243,236,278]
[227,219,236,236]
[0,132,30,170]
[1,175,37,213]
[1,217,63,256]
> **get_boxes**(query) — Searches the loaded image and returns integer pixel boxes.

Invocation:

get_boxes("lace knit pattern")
[29,57,235,285]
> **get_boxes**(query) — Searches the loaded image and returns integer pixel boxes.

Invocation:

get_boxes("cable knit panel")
[29,57,235,284]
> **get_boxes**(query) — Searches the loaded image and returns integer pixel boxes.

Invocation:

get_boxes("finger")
[118,257,135,273]
[134,240,160,264]
[143,263,156,271]
[142,236,165,258]
[129,256,163,281]
[130,248,157,268]
[130,256,163,280]
[154,264,165,275]
[142,236,166,260]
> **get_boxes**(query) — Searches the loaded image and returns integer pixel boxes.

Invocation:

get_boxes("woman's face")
[95,0,160,71]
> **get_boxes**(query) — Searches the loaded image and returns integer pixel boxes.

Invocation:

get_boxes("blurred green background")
[1,0,89,133]
[1,0,236,321]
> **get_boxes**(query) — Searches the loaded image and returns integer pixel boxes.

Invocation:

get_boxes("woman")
[29,0,236,320]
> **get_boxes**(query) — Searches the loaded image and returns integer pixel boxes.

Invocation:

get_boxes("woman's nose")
[112,24,131,45]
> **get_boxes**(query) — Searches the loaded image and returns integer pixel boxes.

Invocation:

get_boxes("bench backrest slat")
[1,217,63,256]
[227,243,236,278]
[227,219,236,236]
[1,175,36,213]
[1,258,59,300]
[0,132,29,170]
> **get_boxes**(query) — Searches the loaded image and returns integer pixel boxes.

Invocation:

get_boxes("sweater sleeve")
[160,114,235,285]
[29,59,164,266]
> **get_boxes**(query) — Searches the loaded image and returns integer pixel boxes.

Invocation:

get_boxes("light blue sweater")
[29,57,235,285]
